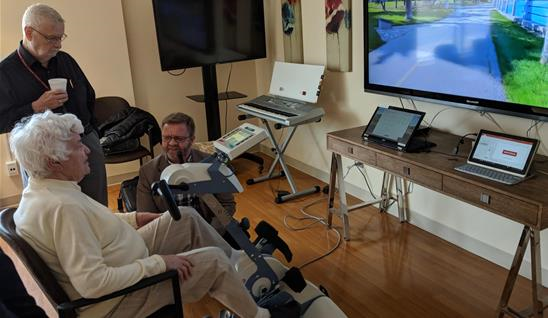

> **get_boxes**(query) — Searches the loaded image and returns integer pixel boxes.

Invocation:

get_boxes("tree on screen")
[541,32,548,64]
[404,0,413,20]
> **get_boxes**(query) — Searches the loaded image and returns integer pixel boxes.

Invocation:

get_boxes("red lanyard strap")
[17,47,49,90]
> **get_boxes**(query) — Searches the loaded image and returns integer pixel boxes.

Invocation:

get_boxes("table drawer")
[442,176,540,227]
[376,154,442,190]
[327,139,376,164]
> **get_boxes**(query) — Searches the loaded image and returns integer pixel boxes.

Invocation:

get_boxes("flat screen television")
[152,0,266,71]
[364,1,548,121]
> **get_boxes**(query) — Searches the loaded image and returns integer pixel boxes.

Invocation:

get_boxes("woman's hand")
[161,255,194,281]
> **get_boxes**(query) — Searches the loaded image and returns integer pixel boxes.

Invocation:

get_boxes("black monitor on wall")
[364,1,548,121]
[152,0,267,140]
[152,0,266,71]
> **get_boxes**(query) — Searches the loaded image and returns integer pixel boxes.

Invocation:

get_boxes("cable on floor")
[283,196,342,270]
[281,163,367,269]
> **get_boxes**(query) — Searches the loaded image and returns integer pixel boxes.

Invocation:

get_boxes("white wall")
[258,0,548,284]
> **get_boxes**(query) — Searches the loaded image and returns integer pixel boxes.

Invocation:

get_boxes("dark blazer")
[0,249,47,317]
[136,149,236,234]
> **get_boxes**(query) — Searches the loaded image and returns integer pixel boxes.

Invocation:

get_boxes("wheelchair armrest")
[57,269,182,317]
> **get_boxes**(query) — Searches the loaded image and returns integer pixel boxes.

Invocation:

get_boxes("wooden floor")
[2,153,547,317]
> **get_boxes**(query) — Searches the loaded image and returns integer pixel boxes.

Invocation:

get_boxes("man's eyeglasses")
[162,135,191,144]
[30,27,67,43]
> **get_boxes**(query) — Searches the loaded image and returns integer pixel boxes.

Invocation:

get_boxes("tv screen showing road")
[365,0,548,118]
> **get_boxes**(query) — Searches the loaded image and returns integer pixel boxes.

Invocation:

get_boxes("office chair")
[0,208,183,317]
[94,96,161,165]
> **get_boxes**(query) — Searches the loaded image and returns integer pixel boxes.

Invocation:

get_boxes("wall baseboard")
[0,194,20,208]
[107,171,139,186]
[258,146,548,287]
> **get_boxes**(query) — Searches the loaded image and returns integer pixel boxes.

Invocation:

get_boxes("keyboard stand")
[246,118,321,203]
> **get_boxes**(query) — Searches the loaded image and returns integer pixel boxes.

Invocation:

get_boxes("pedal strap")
[281,267,306,293]
[255,221,293,262]
[300,294,326,316]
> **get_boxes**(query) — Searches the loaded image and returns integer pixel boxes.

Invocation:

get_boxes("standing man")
[137,112,236,235]
[0,3,107,205]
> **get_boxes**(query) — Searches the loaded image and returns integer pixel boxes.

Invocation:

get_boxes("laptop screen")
[468,130,539,176]
[362,107,425,149]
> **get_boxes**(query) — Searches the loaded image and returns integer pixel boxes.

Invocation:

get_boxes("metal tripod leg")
[327,153,387,241]
[497,226,546,317]
[379,172,392,212]
[334,154,350,240]
[247,119,320,203]
[394,176,408,222]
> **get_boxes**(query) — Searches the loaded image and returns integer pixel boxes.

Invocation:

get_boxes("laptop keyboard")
[454,164,522,185]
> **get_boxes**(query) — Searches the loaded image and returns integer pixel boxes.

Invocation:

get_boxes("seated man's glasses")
[162,136,191,144]
[30,27,67,43]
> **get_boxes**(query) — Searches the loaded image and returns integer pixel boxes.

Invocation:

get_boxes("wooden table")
[326,126,548,317]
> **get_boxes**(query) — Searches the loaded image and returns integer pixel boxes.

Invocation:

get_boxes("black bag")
[118,176,139,212]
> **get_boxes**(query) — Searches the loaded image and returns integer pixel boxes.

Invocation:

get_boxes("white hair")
[9,111,83,179]
[21,3,64,33]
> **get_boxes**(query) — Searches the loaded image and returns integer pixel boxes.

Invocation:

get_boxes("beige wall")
[0,0,136,203]
[259,1,548,282]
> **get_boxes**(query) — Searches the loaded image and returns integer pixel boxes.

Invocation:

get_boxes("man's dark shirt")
[0,42,96,133]
[0,249,47,317]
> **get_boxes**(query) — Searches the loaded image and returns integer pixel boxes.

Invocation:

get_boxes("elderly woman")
[9,111,298,317]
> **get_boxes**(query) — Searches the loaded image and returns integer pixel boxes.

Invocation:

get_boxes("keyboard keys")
[454,164,522,185]
[246,102,298,117]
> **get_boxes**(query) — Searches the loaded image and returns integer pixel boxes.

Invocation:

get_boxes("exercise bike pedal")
[240,217,250,231]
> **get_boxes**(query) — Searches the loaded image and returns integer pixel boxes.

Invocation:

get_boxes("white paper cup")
[48,78,67,92]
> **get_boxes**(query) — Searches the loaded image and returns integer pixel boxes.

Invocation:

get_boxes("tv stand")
[187,64,263,171]
[187,91,247,103]
[186,64,249,140]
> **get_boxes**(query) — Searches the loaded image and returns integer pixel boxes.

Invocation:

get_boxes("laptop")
[454,130,539,185]
[237,61,326,125]
[362,106,425,151]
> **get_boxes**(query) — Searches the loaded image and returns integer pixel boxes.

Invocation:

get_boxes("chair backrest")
[94,96,160,165]
[0,208,75,317]
[93,96,131,125]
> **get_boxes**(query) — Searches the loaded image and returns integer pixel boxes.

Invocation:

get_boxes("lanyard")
[16,47,50,90]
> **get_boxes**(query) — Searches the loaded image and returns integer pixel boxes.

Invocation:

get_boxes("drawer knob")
[480,193,491,204]
[403,166,411,176]
[347,146,354,154]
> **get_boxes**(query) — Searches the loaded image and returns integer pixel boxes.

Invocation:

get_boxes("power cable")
[480,111,505,132]
[223,64,233,134]
[283,196,342,269]
[167,69,186,76]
